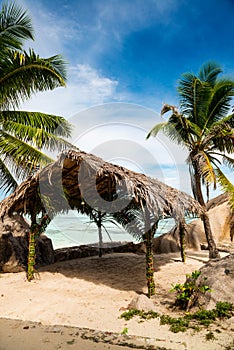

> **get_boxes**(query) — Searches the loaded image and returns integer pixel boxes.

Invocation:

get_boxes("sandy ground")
[0,250,233,350]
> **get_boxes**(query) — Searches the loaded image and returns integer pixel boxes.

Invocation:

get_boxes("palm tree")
[147,61,234,259]
[0,2,73,195]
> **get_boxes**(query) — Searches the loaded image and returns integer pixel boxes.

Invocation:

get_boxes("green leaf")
[0,2,34,51]
[215,168,234,209]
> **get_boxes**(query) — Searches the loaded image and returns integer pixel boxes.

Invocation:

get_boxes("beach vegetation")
[121,327,129,335]
[147,61,234,259]
[205,331,216,341]
[120,301,233,333]
[0,1,73,196]
[170,270,212,310]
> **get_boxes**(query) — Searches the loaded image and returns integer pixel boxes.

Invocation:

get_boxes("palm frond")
[215,168,234,210]
[0,152,31,186]
[113,208,147,241]
[177,72,197,118]
[0,2,34,51]
[178,74,213,129]
[205,123,234,153]
[213,113,234,128]
[194,151,216,188]
[198,61,222,86]
[146,122,167,139]
[0,131,53,173]
[222,155,234,170]
[0,157,18,194]
[167,113,202,146]
[0,49,67,109]
[0,111,73,150]
[206,79,234,126]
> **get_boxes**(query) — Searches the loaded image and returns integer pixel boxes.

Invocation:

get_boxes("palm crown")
[0,2,73,195]
[147,62,234,205]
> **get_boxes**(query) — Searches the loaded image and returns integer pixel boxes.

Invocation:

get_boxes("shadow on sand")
[37,249,209,294]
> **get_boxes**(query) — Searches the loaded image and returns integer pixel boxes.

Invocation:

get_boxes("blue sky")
[6,0,234,197]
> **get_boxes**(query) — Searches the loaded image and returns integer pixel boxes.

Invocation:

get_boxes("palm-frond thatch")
[0,149,201,224]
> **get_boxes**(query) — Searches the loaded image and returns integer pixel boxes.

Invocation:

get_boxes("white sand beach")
[0,250,233,350]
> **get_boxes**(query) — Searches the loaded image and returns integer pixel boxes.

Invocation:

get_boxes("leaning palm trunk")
[193,170,220,259]
[201,212,220,259]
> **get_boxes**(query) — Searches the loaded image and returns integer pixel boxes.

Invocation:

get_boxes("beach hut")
[0,150,202,297]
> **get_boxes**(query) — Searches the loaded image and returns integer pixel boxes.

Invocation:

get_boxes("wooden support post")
[27,212,37,282]
[143,204,158,298]
[145,227,156,297]
[27,214,51,281]
[179,220,186,263]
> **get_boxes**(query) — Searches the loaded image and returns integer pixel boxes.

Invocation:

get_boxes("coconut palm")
[147,61,234,259]
[0,2,73,195]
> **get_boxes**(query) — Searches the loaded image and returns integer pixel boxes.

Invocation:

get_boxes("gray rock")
[191,254,234,310]
[0,214,54,273]
[128,294,160,312]
[153,195,234,254]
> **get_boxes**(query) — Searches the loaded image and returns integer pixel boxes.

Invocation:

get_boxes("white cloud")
[21,0,80,57]
[20,64,119,117]
[66,102,188,192]
[69,64,118,106]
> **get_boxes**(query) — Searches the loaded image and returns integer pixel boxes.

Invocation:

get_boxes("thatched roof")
[0,150,202,237]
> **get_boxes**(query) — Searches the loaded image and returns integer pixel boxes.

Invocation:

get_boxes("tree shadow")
[38,251,184,294]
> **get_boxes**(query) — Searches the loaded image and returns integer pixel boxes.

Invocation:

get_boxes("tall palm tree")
[147,61,234,259]
[0,2,73,195]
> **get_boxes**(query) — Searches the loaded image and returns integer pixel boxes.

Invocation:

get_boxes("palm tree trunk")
[194,170,220,259]
[179,221,186,262]
[145,228,155,298]
[27,227,36,281]
[27,214,51,281]
[27,213,37,281]
[201,212,220,258]
[143,214,158,298]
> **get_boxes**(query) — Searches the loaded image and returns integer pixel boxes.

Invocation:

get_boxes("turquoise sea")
[45,211,196,249]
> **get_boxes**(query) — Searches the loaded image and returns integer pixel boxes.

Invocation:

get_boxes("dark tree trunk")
[27,214,51,281]
[27,212,37,281]
[194,169,220,259]
[145,228,156,298]
[97,211,103,257]
[143,209,158,298]
[179,220,186,262]
[201,212,220,258]
[98,224,103,257]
